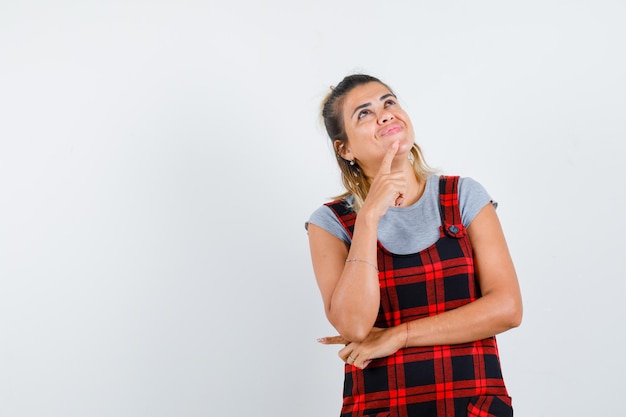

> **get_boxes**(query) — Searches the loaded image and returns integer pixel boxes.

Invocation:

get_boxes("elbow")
[339,326,370,343]
[512,304,523,328]
[328,313,373,343]
[484,286,523,331]
[502,297,523,330]
[326,301,378,342]
[507,309,523,329]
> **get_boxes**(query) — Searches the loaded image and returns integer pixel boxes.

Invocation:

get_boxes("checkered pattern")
[325,176,512,417]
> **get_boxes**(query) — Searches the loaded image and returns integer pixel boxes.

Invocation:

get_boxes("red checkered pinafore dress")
[325,176,513,417]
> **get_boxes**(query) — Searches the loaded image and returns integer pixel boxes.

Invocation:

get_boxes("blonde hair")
[321,74,433,211]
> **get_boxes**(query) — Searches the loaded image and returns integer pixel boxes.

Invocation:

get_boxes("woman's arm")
[404,202,523,345]
[308,217,381,342]
[309,143,408,342]
[322,203,523,368]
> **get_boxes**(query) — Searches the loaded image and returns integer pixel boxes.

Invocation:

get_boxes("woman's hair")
[321,74,432,211]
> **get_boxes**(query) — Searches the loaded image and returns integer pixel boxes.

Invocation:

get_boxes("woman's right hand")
[319,325,406,370]
[360,141,406,220]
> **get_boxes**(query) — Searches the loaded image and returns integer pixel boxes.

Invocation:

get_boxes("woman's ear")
[334,140,352,160]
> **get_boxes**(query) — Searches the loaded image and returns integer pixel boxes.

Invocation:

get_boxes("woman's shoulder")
[456,176,495,226]
[305,198,353,245]
[433,174,489,196]
[458,176,485,190]
[424,174,493,227]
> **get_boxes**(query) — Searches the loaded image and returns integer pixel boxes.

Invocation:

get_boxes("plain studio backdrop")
[1,1,625,416]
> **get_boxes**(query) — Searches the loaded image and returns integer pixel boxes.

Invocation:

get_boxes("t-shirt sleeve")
[305,205,352,246]
[458,177,496,228]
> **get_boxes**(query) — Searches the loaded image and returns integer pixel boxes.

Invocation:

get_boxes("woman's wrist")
[389,323,409,351]
[404,321,410,348]
[355,206,381,229]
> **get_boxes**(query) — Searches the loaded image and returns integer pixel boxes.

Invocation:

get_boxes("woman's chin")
[396,139,414,155]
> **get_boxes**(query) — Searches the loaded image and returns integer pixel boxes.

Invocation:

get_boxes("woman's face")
[338,82,415,175]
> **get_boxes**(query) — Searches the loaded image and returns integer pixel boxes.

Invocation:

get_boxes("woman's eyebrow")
[351,102,372,118]
[351,94,397,119]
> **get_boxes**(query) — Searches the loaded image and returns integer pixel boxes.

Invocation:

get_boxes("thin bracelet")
[405,321,410,349]
[345,258,379,272]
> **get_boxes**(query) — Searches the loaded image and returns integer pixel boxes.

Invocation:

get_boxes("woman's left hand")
[318,326,404,369]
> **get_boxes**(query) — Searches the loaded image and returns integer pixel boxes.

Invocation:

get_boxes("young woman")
[306,74,522,417]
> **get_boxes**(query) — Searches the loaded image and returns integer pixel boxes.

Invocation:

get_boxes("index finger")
[317,335,349,345]
[378,141,400,175]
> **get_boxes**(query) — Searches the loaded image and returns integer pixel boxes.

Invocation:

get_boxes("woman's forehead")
[343,82,394,113]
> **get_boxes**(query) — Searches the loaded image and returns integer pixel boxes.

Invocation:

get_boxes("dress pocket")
[466,395,513,417]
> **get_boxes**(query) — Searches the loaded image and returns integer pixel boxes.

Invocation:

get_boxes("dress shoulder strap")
[324,199,356,239]
[438,175,466,238]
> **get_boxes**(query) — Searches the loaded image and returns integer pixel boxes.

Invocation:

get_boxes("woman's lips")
[380,124,402,136]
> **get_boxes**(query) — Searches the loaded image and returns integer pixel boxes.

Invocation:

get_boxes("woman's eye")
[384,99,396,107]
[358,109,370,119]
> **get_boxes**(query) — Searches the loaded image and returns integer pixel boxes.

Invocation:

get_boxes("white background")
[1,1,625,416]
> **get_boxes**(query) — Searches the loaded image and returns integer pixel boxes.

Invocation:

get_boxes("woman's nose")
[379,112,394,124]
